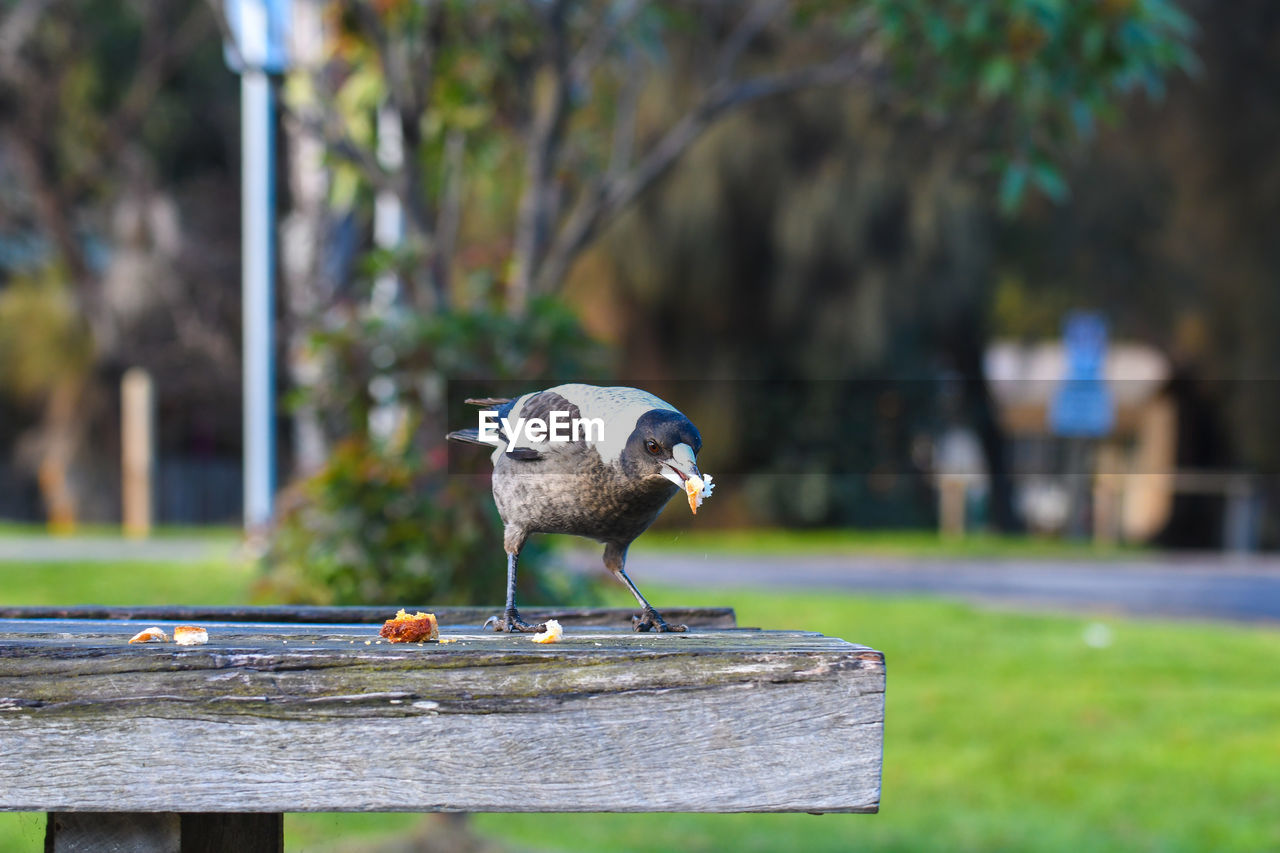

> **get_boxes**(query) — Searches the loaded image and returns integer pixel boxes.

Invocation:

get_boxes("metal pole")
[242,65,275,529]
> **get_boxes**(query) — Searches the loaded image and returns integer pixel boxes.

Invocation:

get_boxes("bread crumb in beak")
[684,472,714,514]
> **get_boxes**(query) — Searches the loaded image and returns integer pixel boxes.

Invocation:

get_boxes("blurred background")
[1,1,1278,851]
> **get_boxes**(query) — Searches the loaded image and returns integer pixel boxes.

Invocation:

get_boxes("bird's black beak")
[660,442,700,487]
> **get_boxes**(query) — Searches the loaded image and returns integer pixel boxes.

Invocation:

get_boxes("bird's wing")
[496,389,589,461]
[453,384,682,465]
[515,388,582,425]
[547,384,678,465]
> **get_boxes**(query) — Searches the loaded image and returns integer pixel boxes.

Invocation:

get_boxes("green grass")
[0,559,255,606]
[465,585,1280,853]
[2,559,1277,852]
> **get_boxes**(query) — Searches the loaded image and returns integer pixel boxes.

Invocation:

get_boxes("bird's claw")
[632,609,688,633]
[485,610,546,633]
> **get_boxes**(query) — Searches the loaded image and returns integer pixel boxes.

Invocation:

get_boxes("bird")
[446,383,707,633]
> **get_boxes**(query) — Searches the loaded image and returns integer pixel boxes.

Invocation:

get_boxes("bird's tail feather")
[464,397,511,407]
[446,428,494,447]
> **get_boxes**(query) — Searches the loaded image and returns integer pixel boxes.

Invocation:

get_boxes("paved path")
[566,549,1280,624]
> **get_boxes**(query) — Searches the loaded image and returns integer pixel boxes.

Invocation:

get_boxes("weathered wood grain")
[0,614,884,814]
[0,605,736,628]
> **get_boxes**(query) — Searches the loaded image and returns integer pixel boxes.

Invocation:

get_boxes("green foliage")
[318,0,536,247]
[870,0,1198,212]
[300,296,609,438]
[0,268,94,403]
[260,297,608,606]
[264,437,536,605]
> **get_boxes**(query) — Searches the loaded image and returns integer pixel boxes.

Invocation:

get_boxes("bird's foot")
[632,608,688,633]
[484,609,546,633]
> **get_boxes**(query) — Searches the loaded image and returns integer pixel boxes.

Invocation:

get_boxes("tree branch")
[509,0,572,314]
[277,86,398,196]
[432,128,465,304]
[714,0,788,82]
[93,4,215,169]
[8,130,92,287]
[568,0,646,89]
[0,0,51,83]
[349,1,416,116]
[406,0,440,115]
[534,52,877,294]
[608,46,643,179]
[202,0,239,67]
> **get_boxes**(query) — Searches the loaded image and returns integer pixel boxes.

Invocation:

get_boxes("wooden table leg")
[45,813,180,852]
[45,813,283,852]
[179,813,283,853]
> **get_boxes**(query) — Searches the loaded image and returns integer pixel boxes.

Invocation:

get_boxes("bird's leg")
[604,543,687,633]
[485,537,545,633]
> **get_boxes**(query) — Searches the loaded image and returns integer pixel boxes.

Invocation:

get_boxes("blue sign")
[1050,312,1114,437]
[223,0,293,74]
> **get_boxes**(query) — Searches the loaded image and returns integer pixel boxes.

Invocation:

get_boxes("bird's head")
[620,409,703,489]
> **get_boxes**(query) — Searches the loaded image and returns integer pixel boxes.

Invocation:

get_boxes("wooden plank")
[0,605,737,628]
[0,617,883,814]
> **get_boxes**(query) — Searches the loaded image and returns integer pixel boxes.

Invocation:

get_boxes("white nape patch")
[547,384,678,466]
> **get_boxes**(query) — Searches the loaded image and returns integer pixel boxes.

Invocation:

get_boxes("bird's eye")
[645,438,661,455]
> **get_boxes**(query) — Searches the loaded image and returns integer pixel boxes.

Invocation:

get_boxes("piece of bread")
[685,478,701,513]
[127,626,167,644]
[173,625,209,646]
[532,619,564,644]
[380,609,440,643]
[684,472,715,514]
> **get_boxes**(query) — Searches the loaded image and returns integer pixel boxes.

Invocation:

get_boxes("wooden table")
[0,606,884,851]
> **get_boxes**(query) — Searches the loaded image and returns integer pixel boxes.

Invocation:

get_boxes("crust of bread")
[173,625,209,646]
[128,626,168,644]
[380,609,440,643]
[685,478,702,514]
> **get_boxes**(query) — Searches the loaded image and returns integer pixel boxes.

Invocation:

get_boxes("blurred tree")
[0,269,94,531]
[255,0,880,603]
[0,0,236,528]
[259,0,1194,568]
[991,0,1280,545]
[273,0,873,321]
[562,0,1197,530]
[0,0,1199,544]
[841,0,1195,530]
[261,297,606,604]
